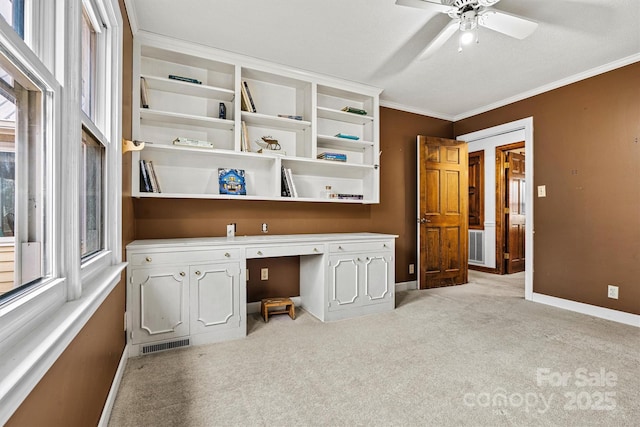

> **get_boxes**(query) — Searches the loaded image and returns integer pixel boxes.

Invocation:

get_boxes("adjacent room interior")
[0,0,638,425]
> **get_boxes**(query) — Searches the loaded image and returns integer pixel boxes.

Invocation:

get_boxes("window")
[81,128,103,258]
[80,0,108,264]
[0,0,123,421]
[80,6,96,119]
[0,0,24,39]
[0,60,49,299]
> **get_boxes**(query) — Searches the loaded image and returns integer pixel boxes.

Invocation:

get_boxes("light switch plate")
[537,185,546,197]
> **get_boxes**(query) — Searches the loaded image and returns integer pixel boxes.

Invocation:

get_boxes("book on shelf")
[172,137,214,149]
[144,160,160,193]
[243,81,257,113]
[139,160,151,192]
[218,168,246,195]
[168,74,202,84]
[317,152,347,162]
[285,168,298,197]
[336,193,364,200]
[140,77,149,108]
[139,160,160,193]
[240,83,252,112]
[281,166,291,197]
[241,121,250,152]
[278,114,303,120]
[334,133,359,140]
[341,106,367,115]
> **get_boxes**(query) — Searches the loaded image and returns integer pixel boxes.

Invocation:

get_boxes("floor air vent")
[142,339,190,355]
[469,230,484,263]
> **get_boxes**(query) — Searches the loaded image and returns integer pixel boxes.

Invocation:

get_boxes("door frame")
[495,141,525,275]
[457,117,534,301]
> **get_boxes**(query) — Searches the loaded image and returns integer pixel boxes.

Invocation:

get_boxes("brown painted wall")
[454,62,640,315]
[7,2,135,425]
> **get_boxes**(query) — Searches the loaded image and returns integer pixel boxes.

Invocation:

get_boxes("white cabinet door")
[362,252,393,305]
[190,262,241,335]
[131,267,190,344]
[328,255,361,312]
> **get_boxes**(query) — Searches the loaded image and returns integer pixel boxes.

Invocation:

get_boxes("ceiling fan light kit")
[396,0,538,59]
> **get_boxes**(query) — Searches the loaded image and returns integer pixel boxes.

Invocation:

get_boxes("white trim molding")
[395,281,418,291]
[457,117,534,301]
[532,293,640,328]
[98,343,129,427]
[379,55,640,122]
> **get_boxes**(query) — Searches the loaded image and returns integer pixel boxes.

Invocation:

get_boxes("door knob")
[419,218,431,224]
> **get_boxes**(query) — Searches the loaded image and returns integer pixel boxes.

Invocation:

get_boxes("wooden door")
[505,152,526,273]
[418,136,468,288]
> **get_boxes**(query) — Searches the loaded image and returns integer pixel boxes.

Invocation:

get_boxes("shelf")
[139,142,274,161]
[284,157,375,179]
[241,111,311,131]
[134,34,380,205]
[141,74,234,101]
[317,107,374,125]
[141,109,234,130]
[317,134,374,152]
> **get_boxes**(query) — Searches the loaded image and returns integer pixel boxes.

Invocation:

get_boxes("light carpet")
[108,271,639,426]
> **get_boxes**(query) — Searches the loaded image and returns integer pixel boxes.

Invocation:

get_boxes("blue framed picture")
[218,168,246,195]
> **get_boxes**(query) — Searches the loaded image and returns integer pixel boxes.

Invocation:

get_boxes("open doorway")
[457,117,534,300]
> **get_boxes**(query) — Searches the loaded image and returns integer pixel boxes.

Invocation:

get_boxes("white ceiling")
[125,0,640,121]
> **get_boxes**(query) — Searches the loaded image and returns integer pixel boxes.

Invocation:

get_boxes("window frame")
[0,0,124,423]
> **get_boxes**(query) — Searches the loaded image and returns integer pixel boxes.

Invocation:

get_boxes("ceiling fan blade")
[395,0,452,14]
[479,9,538,39]
[418,19,459,60]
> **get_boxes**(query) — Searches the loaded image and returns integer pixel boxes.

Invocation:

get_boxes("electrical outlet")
[261,223,268,233]
[409,264,415,274]
[261,268,269,280]
[607,285,619,299]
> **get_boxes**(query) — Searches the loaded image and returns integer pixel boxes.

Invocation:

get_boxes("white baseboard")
[247,296,302,314]
[532,293,640,327]
[98,344,129,427]
[395,281,418,291]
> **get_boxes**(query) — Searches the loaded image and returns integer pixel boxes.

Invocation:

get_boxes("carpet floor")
[108,271,639,426]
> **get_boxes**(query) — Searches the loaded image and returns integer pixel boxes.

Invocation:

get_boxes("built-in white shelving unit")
[132,32,381,203]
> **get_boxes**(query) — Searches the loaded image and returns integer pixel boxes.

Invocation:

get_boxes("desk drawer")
[329,241,393,253]
[129,249,241,266]
[246,244,324,258]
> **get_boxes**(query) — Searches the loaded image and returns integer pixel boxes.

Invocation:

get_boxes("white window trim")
[0,1,125,423]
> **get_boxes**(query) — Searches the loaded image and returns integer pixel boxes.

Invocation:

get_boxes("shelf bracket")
[122,138,146,154]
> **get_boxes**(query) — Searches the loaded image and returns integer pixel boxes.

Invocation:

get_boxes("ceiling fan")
[396,0,538,59]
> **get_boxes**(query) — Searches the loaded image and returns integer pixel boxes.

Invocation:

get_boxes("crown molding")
[381,53,640,123]
[453,53,640,121]
[379,100,455,122]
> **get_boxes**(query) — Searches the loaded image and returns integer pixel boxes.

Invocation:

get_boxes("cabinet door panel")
[363,254,392,303]
[328,257,360,311]
[190,263,240,334]
[131,268,189,343]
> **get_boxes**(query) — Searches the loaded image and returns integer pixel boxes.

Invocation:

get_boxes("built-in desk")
[126,233,397,356]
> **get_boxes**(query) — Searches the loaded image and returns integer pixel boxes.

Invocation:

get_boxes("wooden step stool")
[261,297,295,322]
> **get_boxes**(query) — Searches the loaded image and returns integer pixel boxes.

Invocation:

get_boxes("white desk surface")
[127,232,398,250]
